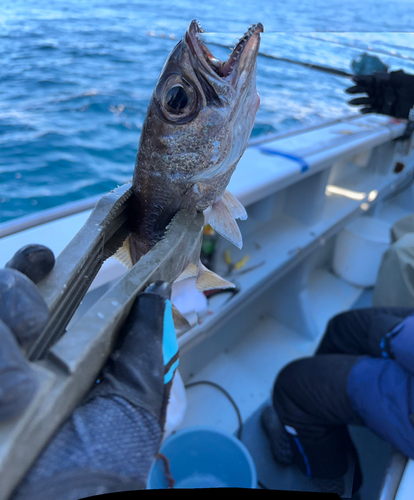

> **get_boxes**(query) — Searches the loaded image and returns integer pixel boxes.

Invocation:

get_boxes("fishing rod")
[146,31,353,78]
[248,47,352,77]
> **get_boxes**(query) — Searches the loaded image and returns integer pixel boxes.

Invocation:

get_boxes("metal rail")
[0,115,360,239]
[0,195,102,239]
[377,449,408,500]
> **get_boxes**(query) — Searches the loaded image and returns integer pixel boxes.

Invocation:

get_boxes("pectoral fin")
[112,236,134,269]
[208,199,243,249]
[222,190,247,220]
[195,262,235,292]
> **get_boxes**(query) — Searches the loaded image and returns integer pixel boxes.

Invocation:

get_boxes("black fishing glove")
[11,278,179,499]
[346,70,414,119]
[0,245,54,421]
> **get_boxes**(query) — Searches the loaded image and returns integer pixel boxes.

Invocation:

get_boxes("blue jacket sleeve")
[381,314,414,377]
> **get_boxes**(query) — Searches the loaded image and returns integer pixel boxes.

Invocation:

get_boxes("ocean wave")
[2,0,414,223]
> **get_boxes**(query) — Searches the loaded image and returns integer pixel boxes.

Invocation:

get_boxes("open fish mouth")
[186,20,264,79]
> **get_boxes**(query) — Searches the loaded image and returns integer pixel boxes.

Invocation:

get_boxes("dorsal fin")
[111,236,133,269]
[222,190,247,220]
[195,262,235,292]
[208,199,243,249]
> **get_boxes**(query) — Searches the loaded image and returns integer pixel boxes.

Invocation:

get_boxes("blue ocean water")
[1,0,414,223]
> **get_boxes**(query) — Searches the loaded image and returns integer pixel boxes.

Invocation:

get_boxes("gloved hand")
[3,243,179,498]
[0,244,55,421]
[346,70,414,119]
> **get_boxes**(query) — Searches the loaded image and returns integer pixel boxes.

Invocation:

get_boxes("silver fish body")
[129,20,264,264]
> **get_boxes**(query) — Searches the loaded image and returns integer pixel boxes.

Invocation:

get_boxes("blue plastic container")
[147,426,257,489]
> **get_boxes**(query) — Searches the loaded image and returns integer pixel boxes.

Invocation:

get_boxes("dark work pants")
[272,307,414,481]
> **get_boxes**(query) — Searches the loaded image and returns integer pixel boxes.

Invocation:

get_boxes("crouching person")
[261,307,414,496]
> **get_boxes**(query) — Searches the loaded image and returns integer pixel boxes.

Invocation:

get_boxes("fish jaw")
[135,19,263,187]
[181,20,263,185]
[185,19,263,95]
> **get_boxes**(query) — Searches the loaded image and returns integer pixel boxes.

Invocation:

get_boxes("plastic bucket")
[147,426,257,489]
[333,216,391,287]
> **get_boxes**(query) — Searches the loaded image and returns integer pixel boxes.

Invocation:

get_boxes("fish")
[115,19,263,295]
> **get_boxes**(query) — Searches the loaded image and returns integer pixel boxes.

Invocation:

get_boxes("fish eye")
[165,85,188,114]
[157,74,200,123]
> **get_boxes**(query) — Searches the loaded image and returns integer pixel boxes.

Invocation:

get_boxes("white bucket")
[333,217,391,287]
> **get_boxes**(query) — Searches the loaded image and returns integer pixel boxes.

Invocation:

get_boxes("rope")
[185,380,243,439]
[184,380,270,489]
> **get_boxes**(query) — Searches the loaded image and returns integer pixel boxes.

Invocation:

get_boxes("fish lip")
[185,20,263,82]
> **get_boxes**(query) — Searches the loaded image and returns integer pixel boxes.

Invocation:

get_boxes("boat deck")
[238,288,392,499]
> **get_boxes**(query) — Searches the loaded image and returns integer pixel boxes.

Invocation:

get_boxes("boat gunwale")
[0,114,361,239]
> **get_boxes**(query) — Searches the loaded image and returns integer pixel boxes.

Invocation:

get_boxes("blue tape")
[379,315,414,360]
[293,436,312,477]
[164,359,179,384]
[380,338,389,358]
[259,146,309,173]
[162,300,178,367]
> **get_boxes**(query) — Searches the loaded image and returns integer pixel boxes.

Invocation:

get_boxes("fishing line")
[146,32,352,78]
[240,47,352,77]
[290,33,414,62]
[146,30,414,76]
[378,40,414,54]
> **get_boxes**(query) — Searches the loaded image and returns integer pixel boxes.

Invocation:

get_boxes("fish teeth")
[195,20,205,33]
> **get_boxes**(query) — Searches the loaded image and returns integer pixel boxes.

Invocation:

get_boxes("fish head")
[137,20,263,210]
